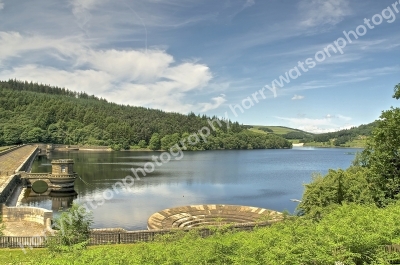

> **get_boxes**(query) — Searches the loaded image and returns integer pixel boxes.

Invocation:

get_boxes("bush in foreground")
[3,203,400,264]
[46,203,93,253]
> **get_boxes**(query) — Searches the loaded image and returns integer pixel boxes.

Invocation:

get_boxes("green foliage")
[148,133,161,150]
[393,83,400,99]
[160,133,180,150]
[298,167,376,219]
[111,144,122,151]
[4,203,400,264]
[334,135,351,146]
[258,127,273,133]
[0,79,291,150]
[300,83,400,214]
[361,95,400,204]
[303,123,375,146]
[283,131,311,140]
[138,140,147,149]
[47,203,93,253]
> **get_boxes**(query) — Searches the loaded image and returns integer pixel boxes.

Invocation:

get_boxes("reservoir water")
[23,147,361,230]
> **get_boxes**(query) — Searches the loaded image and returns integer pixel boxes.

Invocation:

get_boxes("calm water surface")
[24,147,360,230]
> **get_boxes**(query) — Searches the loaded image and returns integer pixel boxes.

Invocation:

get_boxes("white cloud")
[70,0,107,31]
[292,94,305,100]
[275,114,353,133]
[83,49,174,83]
[0,31,219,113]
[0,1,4,10]
[299,0,351,28]
[244,0,255,8]
[200,95,227,112]
[1,65,113,94]
[336,114,352,121]
[0,31,84,61]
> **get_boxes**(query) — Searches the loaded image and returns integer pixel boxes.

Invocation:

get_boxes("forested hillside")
[309,122,376,146]
[0,79,291,150]
[265,122,376,147]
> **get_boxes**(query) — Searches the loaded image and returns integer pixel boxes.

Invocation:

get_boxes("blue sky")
[0,0,399,132]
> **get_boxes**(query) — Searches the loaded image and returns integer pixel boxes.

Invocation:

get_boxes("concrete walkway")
[0,145,46,237]
[2,221,46,236]
[0,145,37,186]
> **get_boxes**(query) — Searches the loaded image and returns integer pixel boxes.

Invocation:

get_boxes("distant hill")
[247,123,376,148]
[247,125,314,136]
[0,79,292,150]
[306,122,376,147]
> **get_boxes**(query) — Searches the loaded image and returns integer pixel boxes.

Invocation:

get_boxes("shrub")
[47,203,93,253]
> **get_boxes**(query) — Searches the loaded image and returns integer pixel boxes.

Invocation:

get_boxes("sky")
[0,0,399,133]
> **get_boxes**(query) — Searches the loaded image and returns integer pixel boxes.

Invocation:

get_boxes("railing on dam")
[0,146,20,158]
[0,221,273,248]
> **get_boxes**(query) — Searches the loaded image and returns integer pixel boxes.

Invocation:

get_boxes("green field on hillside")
[304,138,367,148]
[249,126,310,135]
[249,125,369,148]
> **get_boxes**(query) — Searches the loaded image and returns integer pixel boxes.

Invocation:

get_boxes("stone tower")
[51,159,75,177]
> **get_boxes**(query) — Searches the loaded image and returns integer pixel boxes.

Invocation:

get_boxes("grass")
[129,145,150,151]
[304,142,334,147]
[304,138,367,148]
[249,126,311,135]
[1,203,400,264]
[248,128,268,134]
[345,138,367,148]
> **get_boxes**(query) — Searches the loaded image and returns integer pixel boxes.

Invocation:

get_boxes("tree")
[21,127,44,143]
[138,140,147,149]
[47,203,93,252]
[2,124,22,145]
[148,133,161,150]
[0,80,291,150]
[298,167,375,219]
[300,82,400,217]
[362,108,400,204]
[393,83,400,99]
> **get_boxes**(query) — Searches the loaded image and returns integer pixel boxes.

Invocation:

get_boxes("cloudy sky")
[0,0,399,133]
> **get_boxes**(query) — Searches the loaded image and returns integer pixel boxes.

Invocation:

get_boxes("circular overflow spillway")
[147,204,283,230]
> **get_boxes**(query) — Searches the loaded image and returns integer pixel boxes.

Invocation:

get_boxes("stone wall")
[148,204,283,230]
[15,146,39,173]
[0,175,21,204]
[0,204,52,227]
[51,163,74,175]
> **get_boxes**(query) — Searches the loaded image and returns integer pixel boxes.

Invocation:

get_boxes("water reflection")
[23,148,361,230]
[20,189,77,212]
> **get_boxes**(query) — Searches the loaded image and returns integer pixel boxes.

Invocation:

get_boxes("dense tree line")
[153,130,292,151]
[282,131,313,141]
[257,127,274,133]
[278,122,376,146]
[299,83,400,217]
[312,123,375,144]
[0,79,291,150]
